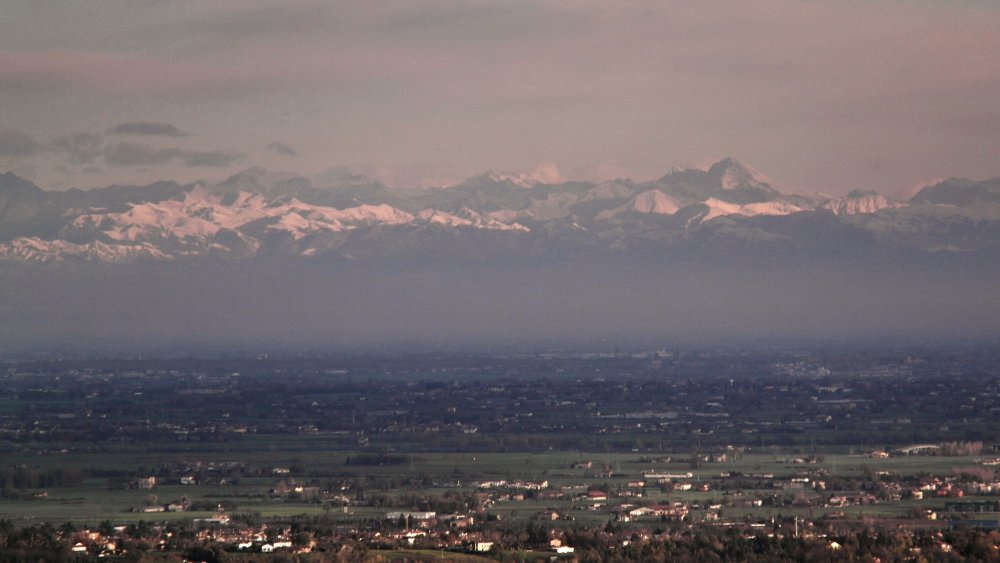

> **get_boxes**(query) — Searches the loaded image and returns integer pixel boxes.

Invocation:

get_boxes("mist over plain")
[4,249,997,356]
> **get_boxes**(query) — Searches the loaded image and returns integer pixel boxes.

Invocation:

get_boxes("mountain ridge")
[3,159,1000,263]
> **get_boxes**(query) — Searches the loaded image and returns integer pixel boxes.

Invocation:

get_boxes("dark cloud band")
[104,141,238,168]
[0,129,41,157]
[107,122,188,137]
[266,141,298,156]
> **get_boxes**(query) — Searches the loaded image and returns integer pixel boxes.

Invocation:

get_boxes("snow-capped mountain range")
[2,158,998,263]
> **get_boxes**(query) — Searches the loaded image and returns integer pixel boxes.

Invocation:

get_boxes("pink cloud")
[0,50,254,96]
[0,46,457,99]
[528,162,563,185]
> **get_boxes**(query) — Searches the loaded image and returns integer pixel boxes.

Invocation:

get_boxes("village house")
[386,511,438,529]
[623,503,689,521]
[441,514,475,528]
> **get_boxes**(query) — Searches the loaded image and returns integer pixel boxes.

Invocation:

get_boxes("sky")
[2,1,999,196]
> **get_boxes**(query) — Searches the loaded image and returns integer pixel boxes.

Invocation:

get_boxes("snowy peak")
[699,197,803,222]
[3,184,534,262]
[417,208,474,227]
[649,158,780,205]
[472,163,563,189]
[630,190,680,215]
[580,179,636,202]
[465,171,538,190]
[75,189,418,242]
[4,162,1000,263]
[482,171,538,189]
[594,190,680,221]
[632,190,680,215]
[0,237,170,263]
[820,190,904,215]
[707,158,760,190]
[419,207,530,232]
[215,166,312,196]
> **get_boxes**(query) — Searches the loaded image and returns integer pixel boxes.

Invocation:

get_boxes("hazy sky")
[2,1,999,195]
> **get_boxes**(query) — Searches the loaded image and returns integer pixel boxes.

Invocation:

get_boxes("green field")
[0,447,984,526]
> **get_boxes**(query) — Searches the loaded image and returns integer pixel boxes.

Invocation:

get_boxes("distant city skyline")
[2,1,999,196]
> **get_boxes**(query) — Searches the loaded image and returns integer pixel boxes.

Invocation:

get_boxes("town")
[2,348,1000,561]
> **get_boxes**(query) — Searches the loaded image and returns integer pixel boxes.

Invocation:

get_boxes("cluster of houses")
[64,524,303,558]
[194,524,304,553]
[476,479,549,490]
[615,502,690,522]
[67,530,118,558]
[80,447,1000,558]
[374,511,579,554]
[52,454,1000,559]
